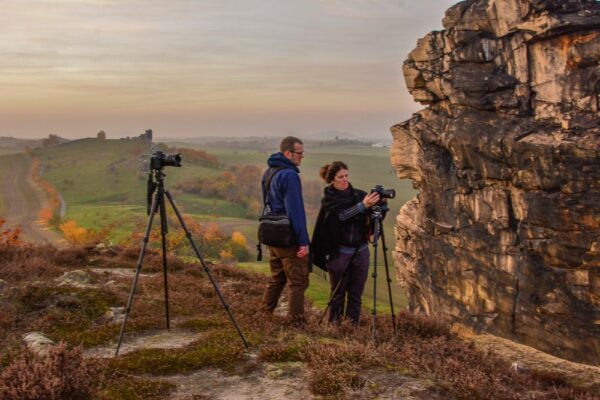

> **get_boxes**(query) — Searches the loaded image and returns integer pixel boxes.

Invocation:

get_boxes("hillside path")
[0,153,64,245]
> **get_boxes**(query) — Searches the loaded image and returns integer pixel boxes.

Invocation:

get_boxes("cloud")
[0,0,455,138]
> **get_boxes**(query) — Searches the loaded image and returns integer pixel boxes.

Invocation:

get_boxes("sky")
[1,0,458,140]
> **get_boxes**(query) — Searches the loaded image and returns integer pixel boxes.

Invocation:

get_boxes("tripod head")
[370,201,389,222]
[146,169,166,215]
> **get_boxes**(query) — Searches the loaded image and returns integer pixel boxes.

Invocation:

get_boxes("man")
[261,136,309,325]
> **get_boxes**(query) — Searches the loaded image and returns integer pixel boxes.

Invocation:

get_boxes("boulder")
[394,0,600,365]
[55,269,92,288]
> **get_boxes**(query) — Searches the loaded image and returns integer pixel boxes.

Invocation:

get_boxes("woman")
[311,161,380,324]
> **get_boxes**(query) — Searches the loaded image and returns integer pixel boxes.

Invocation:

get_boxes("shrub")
[304,340,380,396]
[0,343,95,400]
[0,217,22,246]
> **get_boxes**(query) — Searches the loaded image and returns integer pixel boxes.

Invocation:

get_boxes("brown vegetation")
[175,164,263,218]
[175,164,324,218]
[0,241,597,399]
[0,218,22,246]
[0,343,94,400]
[158,144,220,168]
[31,158,61,226]
[123,215,250,262]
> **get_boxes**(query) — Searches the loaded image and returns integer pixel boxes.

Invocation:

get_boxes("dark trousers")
[327,247,369,324]
[262,245,309,321]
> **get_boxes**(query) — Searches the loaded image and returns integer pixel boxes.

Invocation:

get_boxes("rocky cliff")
[392,0,600,365]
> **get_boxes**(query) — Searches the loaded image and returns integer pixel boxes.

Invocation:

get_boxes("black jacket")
[310,184,369,270]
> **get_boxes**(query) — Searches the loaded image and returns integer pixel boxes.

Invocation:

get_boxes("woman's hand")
[362,192,380,209]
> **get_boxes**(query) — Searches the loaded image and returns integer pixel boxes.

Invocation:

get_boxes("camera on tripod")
[150,151,182,170]
[117,140,248,355]
[370,185,395,202]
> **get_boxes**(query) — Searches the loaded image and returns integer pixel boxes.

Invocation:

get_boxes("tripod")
[115,168,249,356]
[370,203,397,341]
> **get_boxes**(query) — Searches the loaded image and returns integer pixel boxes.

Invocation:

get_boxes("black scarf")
[310,184,365,270]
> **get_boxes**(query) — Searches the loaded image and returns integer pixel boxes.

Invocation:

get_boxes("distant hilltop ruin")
[392,0,600,364]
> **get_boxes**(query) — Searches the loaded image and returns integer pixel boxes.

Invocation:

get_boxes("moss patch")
[111,332,245,375]
[95,375,174,400]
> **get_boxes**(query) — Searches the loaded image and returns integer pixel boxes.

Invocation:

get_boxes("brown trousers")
[262,245,309,320]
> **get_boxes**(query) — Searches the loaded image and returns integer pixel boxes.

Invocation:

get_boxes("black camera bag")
[258,213,294,247]
[257,167,295,250]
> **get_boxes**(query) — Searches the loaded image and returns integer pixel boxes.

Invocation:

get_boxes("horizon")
[2,0,457,140]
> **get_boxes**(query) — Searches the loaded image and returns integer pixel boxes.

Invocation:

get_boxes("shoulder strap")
[261,166,285,214]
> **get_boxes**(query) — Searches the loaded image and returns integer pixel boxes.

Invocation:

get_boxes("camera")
[371,185,395,200]
[150,151,182,170]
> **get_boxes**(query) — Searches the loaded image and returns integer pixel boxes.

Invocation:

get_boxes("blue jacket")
[262,152,309,246]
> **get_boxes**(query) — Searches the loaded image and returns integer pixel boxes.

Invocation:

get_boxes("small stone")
[265,364,284,379]
[510,361,528,373]
[104,307,125,324]
[55,270,92,288]
[23,332,55,356]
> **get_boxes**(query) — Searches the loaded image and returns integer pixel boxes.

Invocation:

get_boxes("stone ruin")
[392,0,599,365]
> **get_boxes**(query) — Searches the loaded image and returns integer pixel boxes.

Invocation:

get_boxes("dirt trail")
[0,153,64,245]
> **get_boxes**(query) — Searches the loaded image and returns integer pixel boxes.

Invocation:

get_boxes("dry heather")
[0,241,598,399]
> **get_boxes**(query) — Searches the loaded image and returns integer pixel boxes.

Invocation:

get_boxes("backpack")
[256,167,295,260]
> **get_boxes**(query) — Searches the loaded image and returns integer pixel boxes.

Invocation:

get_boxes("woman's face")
[332,168,349,191]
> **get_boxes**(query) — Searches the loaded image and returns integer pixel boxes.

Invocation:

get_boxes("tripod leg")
[380,228,397,334]
[115,190,160,356]
[159,189,170,330]
[164,190,249,348]
[371,245,378,341]
[319,276,341,325]
[318,248,358,325]
[319,270,347,325]
[372,216,381,343]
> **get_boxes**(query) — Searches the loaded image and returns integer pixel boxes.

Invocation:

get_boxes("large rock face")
[392,0,600,365]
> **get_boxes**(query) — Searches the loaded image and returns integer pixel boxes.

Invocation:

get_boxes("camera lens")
[164,153,182,167]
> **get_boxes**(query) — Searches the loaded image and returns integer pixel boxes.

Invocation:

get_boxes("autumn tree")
[97,130,106,140]
[0,218,22,246]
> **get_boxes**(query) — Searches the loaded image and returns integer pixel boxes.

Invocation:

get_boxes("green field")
[0,147,23,157]
[237,261,402,314]
[5,137,414,309]
[34,138,221,208]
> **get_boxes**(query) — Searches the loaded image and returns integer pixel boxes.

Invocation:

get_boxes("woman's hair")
[319,161,348,183]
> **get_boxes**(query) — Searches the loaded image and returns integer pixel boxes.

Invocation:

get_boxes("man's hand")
[297,245,308,258]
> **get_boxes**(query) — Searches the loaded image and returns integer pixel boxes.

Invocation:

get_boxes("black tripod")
[370,203,397,341]
[115,168,249,356]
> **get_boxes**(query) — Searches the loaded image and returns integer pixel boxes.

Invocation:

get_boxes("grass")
[237,261,407,312]
[0,147,23,157]
[65,204,145,244]
[110,331,245,375]
[174,142,416,209]
[32,138,220,208]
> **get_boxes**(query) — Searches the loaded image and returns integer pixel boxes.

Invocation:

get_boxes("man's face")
[284,143,304,166]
